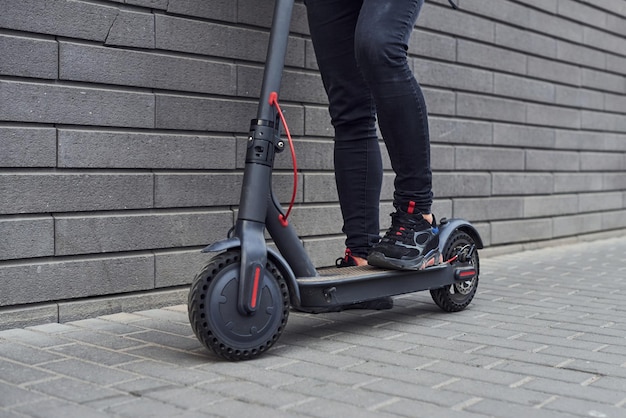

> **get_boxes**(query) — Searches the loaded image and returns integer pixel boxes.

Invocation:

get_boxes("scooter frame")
[188,0,482,360]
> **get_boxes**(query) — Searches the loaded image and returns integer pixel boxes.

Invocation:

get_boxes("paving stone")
[26,377,122,404]
[0,237,625,417]
[39,359,137,386]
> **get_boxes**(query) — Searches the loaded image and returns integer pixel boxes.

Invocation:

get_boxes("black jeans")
[305,0,433,258]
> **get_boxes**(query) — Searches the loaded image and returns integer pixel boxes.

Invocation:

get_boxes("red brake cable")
[268,92,297,227]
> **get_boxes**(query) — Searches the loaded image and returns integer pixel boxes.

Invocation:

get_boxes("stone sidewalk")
[1,236,626,418]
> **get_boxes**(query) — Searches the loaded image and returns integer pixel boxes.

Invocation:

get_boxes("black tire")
[188,250,290,361]
[430,230,479,312]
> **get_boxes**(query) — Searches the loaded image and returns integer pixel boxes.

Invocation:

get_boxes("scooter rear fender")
[202,239,302,307]
[437,218,484,251]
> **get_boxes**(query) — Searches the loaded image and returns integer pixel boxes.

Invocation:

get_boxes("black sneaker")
[368,211,441,270]
[335,249,394,311]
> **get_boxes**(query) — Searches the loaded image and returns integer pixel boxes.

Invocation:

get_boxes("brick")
[525,149,580,171]
[415,60,493,94]
[154,172,300,208]
[272,139,334,171]
[455,146,525,171]
[155,15,305,67]
[493,124,556,149]
[58,130,236,169]
[554,173,603,193]
[469,0,537,27]
[556,40,606,70]
[495,23,556,58]
[555,130,614,151]
[526,103,581,129]
[0,216,54,261]
[127,0,168,10]
[105,9,155,48]
[555,85,604,110]
[303,237,341,267]
[155,250,212,287]
[54,210,233,255]
[63,287,188,322]
[491,218,553,244]
[527,56,581,86]
[285,204,343,237]
[304,105,333,138]
[523,194,578,218]
[494,74,555,103]
[605,92,626,113]
[602,209,626,230]
[302,173,338,203]
[0,0,118,41]
[579,192,623,213]
[582,110,626,132]
[0,254,154,306]
[434,172,492,198]
[0,304,58,331]
[167,0,236,21]
[60,42,236,95]
[458,40,527,75]
[237,0,310,35]
[457,93,526,123]
[431,145,455,170]
[492,173,554,195]
[237,65,326,104]
[153,172,240,207]
[453,197,523,222]
[0,34,58,79]
[0,172,153,214]
[156,94,305,135]
[607,53,626,75]
[0,81,154,128]
[410,29,456,61]
[580,151,624,171]
[423,87,456,116]
[420,4,495,43]
[433,198,453,219]
[430,118,493,146]
[553,213,603,237]
[515,0,557,13]
[0,127,56,167]
[603,172,626,191]
[584,26,626,56]
[558,0,608,27]
[305,39,318,70]
[582,68,626,94]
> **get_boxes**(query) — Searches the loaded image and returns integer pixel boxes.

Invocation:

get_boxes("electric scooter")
[188,0,480,361]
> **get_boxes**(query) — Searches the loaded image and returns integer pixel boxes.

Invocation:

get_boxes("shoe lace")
[381,212,433,245]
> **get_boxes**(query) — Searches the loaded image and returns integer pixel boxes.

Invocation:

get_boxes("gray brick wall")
[0,0,624,325]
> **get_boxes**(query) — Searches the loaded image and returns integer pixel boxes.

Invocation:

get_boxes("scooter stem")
[235,0,297,314]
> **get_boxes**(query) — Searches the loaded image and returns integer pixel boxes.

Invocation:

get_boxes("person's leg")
[353,0,440,270]
[305,0,383,260]
[354,0,432,216]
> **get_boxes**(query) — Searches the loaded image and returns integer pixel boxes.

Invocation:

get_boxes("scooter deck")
[296,263,475,311]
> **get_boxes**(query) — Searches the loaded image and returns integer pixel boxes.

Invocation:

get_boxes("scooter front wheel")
[188,250,290,361]
[430,230,479,312]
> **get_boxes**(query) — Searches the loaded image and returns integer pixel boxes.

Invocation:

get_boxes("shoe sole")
[368,249,443,271]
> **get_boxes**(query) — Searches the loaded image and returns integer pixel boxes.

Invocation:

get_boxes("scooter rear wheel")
[430,230,479,312]
[188,250,290,361]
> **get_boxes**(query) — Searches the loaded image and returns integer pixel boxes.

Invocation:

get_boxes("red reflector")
[250,267,261,308]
